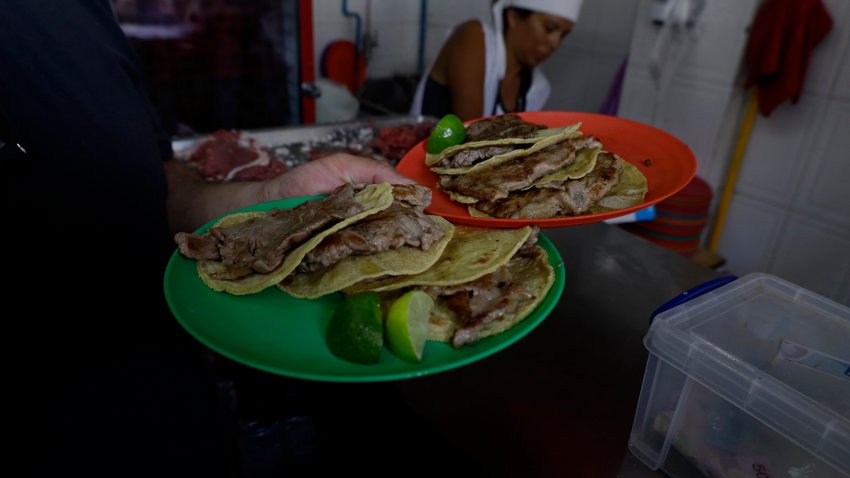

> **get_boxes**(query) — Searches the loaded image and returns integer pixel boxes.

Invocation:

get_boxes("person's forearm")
[165,153,413,234]
[165,160,266,234]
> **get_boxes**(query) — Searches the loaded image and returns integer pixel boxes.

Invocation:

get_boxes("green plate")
[164,195,565,382]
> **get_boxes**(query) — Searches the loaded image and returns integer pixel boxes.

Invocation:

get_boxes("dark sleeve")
[0,0,174,339]
[0,0,171,216]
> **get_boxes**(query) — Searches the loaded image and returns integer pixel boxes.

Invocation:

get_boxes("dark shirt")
[418,67,534,118]
[1,0,181,361]
[420,76,454,118]
[2,0,180,328]
[495,67,533,115]
[0,2,225,475]
[1,0,173,304]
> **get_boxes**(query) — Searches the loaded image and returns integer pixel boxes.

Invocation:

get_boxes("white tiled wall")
[801,0,850,97]
[620,0,850,305]
[835,48,850,100]
[722,95,850,303]
[542,0,639,113]
[720,194,787,273]
[619,0,759,193]
[771,217,850,304]
[735,97,825,207]
[720,0,850,305]
[312,0,488,81]
[624,0,757,86]
[794,100,850,226]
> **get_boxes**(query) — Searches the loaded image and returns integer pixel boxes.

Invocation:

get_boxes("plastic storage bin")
[629,273,850,478]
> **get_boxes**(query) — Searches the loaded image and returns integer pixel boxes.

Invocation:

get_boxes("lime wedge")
[326,292,383,364]
[426,114,466,154]
[385,290,434,363]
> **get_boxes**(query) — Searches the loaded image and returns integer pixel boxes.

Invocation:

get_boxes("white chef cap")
[496,0,584,24]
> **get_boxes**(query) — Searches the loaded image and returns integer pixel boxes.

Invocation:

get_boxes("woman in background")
[409,0,583,121]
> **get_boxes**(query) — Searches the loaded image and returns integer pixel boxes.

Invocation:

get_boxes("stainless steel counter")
[394,221,720,477]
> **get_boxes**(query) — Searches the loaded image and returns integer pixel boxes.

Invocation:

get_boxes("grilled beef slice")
[472,151,624,218]
[464,114,546,142]
[296,185,444,273]
[387,183,432,209]
[440,144,524,169]
[438,136,601,202]
[424,227,541,348]
[174,183,366,280]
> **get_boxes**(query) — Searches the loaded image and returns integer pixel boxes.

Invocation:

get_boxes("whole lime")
[426,114,466,155]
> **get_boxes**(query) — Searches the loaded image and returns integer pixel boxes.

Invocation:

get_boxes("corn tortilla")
[196,182,394,295]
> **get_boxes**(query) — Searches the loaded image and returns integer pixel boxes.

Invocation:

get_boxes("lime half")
[385,290,434,363]
[326,292,383,364]
[426,114,466,154]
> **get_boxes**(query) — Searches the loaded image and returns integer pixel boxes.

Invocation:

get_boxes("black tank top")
[419,67,533,118]
[494,67,533,115]
[421,76,453,118]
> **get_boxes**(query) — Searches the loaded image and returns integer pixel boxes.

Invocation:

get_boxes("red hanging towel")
[744,0,833,116]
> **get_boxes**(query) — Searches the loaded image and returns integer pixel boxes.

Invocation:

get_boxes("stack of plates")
[620,176,713,257]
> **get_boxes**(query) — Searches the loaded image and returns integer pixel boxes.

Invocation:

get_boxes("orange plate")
[396,111,697,228]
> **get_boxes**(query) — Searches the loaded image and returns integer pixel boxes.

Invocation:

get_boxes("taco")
[429,112,650,219]
[278,185,455,299]
[174,182,395,295]
[437,133,604,204]
[587,156,649,213]
[425,113,546,169]
[427,114,581,175]
[468,151,648,219]
[344,225,554,348]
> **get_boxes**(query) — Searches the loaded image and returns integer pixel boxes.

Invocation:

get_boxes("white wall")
[618,0,760,189]
[717,0,850,305]
[542,0,639,113]
[311,0,488,81]
[311,0,636,113]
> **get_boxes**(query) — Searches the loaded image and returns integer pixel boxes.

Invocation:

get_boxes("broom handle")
[707,91,759,252]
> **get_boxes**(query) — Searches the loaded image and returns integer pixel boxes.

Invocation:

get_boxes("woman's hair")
[502,7,533,32]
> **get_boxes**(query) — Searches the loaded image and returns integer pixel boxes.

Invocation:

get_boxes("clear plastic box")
[629,273,850,478]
